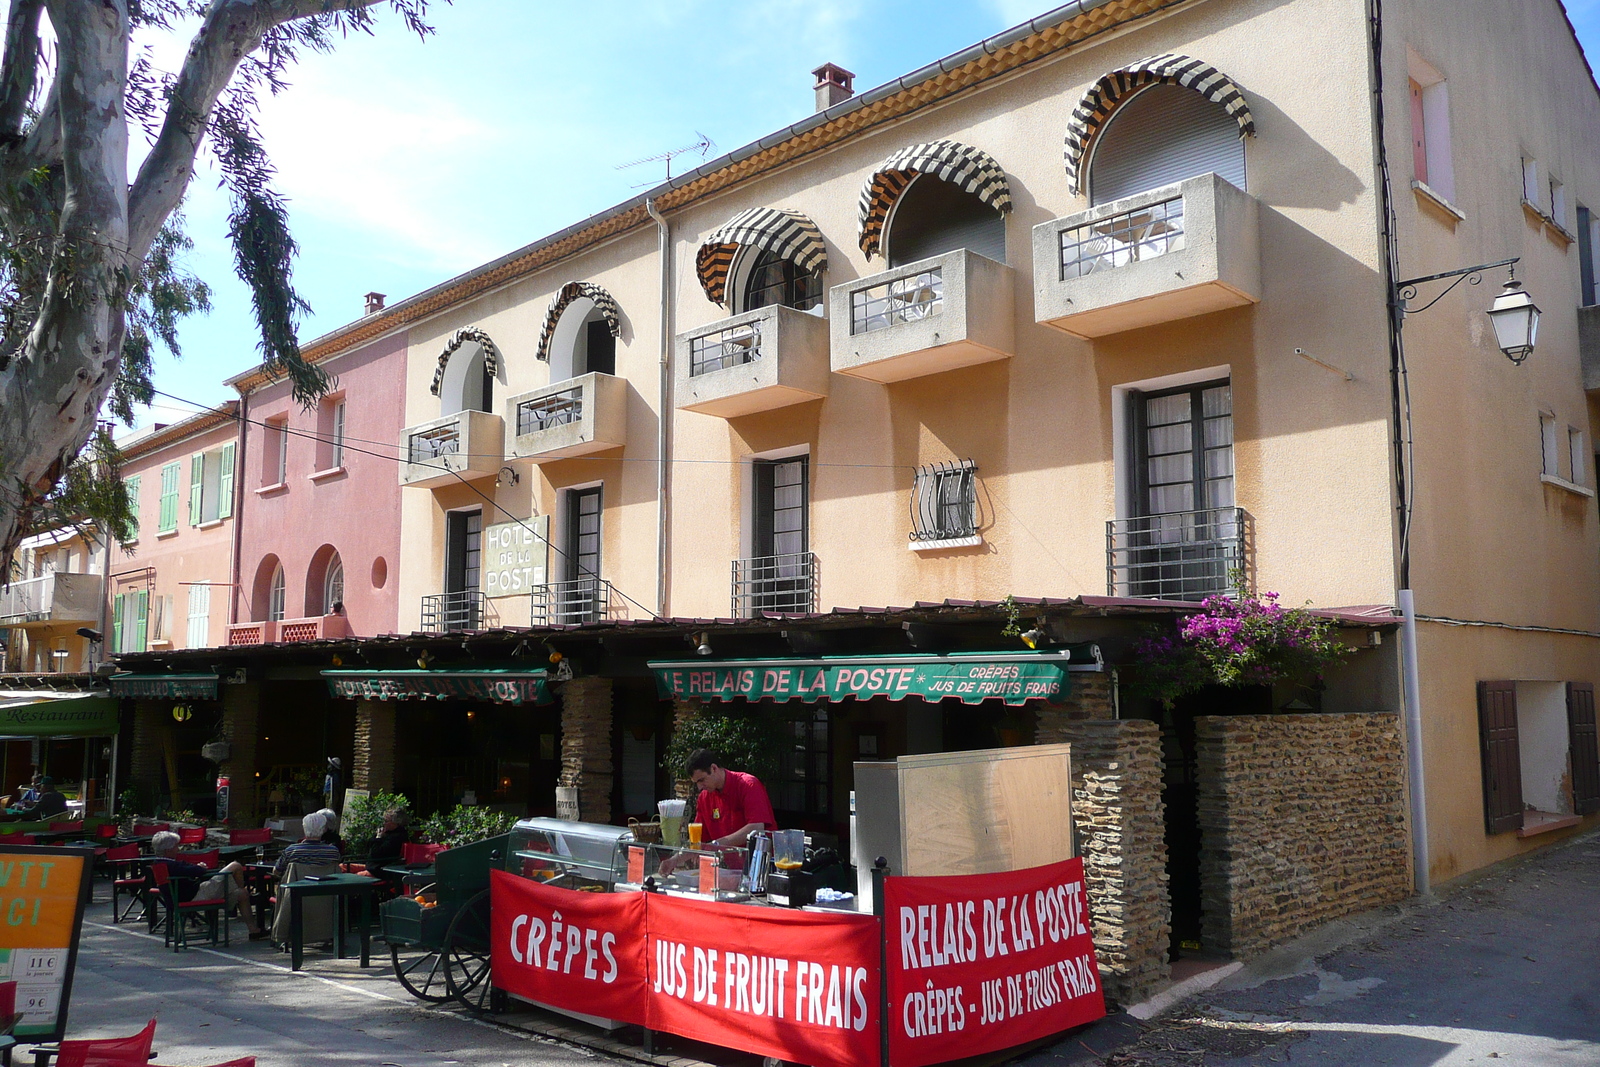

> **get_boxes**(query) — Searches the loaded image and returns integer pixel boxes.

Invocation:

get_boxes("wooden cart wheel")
[442,889,496,1013]
[389,942,451,1002]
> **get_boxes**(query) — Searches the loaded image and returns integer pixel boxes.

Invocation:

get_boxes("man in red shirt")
[688,748,777,849]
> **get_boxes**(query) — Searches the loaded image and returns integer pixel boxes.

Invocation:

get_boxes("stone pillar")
[128,700,165,805]
[353,700,396,793]
[560,677,613,823]
[218,683,260,825]
[1034,672,1116,741]
[1039,718,1170,1008]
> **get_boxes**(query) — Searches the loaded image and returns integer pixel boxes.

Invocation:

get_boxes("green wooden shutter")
[217,443,236,519]
[134,591,149,651]
[123,476,140,540]
[158,463,179,533]
[112,594,125,652]
[188,453,205,526]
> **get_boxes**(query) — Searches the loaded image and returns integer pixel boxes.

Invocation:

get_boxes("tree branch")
[127,0,385,259]
[0,0,42,144]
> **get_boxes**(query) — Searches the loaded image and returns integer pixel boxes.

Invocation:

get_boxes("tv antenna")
[615,132,715,186]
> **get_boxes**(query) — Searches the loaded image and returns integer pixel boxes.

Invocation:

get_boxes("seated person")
[366,807,410,868]
[314,807,346,855]
[272,811,343,879]
[19,777,67,819]
[16,775,40,807]
[150,830,266,940]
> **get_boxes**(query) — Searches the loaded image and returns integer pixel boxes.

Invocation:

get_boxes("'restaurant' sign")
[884,858,1105,1067]
[490,871,880,1067]
[322,669,552,705]
[649,656,1070,706]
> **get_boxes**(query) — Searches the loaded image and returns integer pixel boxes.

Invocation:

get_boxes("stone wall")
[352,700,395,793]
[560,677,613,823]
[1035,671,1115,737]
[1196,713,1411,959]
[1037,717,1170,1008]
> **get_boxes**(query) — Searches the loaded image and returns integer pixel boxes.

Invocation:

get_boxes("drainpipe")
[646,198,672,619]
[230,393,248,628]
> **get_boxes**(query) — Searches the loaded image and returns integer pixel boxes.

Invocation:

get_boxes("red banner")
[885,858,1105,1067]
[644,893,881,1067]
[489,870,649,1026]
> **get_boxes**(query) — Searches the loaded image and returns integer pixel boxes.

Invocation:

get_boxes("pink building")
[112,403,241,653]
[228,327,407,642]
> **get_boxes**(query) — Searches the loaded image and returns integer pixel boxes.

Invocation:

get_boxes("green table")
[283,873,379,972]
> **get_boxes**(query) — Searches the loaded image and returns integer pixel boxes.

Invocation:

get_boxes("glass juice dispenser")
[767,828,813,907]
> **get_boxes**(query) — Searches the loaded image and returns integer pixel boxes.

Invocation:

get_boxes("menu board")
[0,847,93,1041]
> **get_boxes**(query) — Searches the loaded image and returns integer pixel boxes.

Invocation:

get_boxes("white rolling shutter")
[1089,84,1246,206]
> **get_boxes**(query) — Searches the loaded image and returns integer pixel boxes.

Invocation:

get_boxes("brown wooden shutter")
[1567,682,1600,816]
[1477,681,1524,834]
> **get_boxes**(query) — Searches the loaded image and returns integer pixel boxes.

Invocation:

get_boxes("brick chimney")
[812,63,855,112]
[364,291,386,315]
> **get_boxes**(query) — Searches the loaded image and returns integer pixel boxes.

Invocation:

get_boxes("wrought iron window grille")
[530,578,612,626]
[516,385,584,436]
[910,460,979,542]
[408,423,461,464]
[1106,507,1248,601]
[731,551,818,618]
[420,589,487,633]
[1060,195,1185,281]
[850,267,944,335]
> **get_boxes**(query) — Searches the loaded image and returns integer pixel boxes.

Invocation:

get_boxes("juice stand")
[487,743,1107,1067]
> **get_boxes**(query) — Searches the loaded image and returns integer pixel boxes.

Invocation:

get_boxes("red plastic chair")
[95,823,118,839]
[402,842,445,866]
[176,827,206,846]
[227,829,272,846]
[107,845,146,924]
[179,849,220,870]
[149,865,228,951]
[51,821,83,834]
[50,1018,156,1067]
[0,834,35,846]
[0,978,18,1066]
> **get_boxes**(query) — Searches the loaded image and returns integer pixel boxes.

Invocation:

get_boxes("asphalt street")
[63,916,620,1067]
[1027,828,1600,1066]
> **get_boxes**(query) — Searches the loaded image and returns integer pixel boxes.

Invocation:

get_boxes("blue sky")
[138,1,1600,421]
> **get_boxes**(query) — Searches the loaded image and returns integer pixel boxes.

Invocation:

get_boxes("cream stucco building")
[111,0,1600,995]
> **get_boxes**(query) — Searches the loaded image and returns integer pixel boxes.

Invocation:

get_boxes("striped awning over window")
[535,281,622,362]
[695,207,827,306]
[857,139,1012,259]
[429,326,501,397]
[1064,54,1255,197]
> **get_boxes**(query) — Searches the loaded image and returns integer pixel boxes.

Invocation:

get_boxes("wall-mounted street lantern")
[1395,257,1538,365]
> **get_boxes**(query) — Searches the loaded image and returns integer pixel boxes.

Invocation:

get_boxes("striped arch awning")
[535,281,622,362]
[695,207,827,306]
[857,139,1012,259]
[1064,53,1255,197]
[429,327,501,397]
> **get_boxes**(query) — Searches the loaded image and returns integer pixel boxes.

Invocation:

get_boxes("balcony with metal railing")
[506,372,627,462]
[1033,172,1260,338]
[676,304,829,418]
[530,578,612,626]
[829,247,1014,383]
[731,552,818,618]
[1106,507,1248,601]
[0,572,103,626]
[399,409,504,488]
[420,590,489,633]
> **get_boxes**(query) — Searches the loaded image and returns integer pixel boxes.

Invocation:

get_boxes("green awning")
[0,693,119,737]
[109,673,219,700]
[648,651,1075,706]
[321,667,553,705]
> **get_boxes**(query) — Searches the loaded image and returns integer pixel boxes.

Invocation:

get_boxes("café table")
[282,872,379,972]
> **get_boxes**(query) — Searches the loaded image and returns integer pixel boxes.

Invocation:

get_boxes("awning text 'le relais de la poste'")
[649,650,1083,706]
[321,667,553,705]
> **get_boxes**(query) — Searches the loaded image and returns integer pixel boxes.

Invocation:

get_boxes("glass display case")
[614,841,751,898]
[507,818,635,892]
